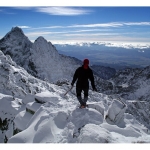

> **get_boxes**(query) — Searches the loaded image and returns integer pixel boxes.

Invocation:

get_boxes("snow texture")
[5,90,150,143]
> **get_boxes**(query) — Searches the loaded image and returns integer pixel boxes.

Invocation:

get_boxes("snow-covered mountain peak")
[35,36,47,43]
[0,27,82,83]
[10,26,24,36]
[33,36,58,56]
[0,26,30,44]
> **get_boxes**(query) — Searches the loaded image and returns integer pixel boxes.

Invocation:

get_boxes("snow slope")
[0,49,65,143]
[0,50,55,98]
[6,88,150,143]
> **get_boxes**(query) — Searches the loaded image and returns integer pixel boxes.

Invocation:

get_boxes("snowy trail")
[3,87,150,143]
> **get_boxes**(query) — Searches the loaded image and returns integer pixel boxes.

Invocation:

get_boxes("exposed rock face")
[91,65,116,80]
[98,66,150,129]
[107,66,150,101]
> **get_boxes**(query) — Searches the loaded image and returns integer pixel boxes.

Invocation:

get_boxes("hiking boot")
[80,105,85,108]
[83,103,88,108]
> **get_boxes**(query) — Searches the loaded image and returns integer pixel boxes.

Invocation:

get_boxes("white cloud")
[69,23,124,28]
[25,29,113,37]
[124,22,150,26]
[69,22,150,28]
[63,33,120,37]
[18,26,31,29]
[70,29,112,33]
[35,7,92,16]
[26,31,70,37]
[29,26,65,30]
[24,21,150,31]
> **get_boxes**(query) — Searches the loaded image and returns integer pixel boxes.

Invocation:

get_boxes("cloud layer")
[35,7,92,16]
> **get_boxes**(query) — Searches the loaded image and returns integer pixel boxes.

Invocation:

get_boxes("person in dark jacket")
[71,59,97,108]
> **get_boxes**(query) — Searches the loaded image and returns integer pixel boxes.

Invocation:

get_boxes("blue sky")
[0,1,150,43]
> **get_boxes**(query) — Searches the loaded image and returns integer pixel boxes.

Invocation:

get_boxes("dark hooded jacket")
[71,65,96,89]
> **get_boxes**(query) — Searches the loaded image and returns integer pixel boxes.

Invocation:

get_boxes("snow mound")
[7,89,150,143]
[77,124,112,143]
[106,99,127,126]
[35,91,61,104]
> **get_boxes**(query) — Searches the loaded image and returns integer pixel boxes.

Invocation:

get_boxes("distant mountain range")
[54,41,150,70]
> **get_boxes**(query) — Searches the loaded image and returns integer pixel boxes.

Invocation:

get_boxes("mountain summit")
[0,26,33,75]
[0,27,81,82]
